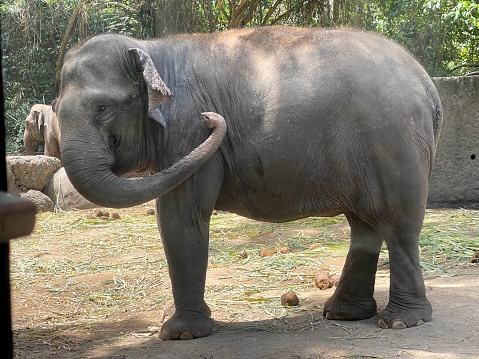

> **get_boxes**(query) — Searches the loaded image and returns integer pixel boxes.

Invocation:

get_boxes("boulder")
[7,156,61,191]
[21,190,55,212]
[45,167,100,210]
[6,165,20,196]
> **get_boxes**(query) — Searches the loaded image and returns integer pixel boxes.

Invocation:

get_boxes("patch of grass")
[10,206,479,336]
[11,208,169,326]
[419,209,479,271]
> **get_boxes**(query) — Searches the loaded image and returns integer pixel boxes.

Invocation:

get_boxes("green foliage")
[2,0,478,153]
[441,1,479,74]
[2,0,65,153]
[365,0,479,76]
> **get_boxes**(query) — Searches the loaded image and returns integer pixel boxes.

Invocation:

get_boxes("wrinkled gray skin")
[55,27,443,340]
[24,104,62,162]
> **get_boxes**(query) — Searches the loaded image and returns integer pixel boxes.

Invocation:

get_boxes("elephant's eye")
[94,103,117,124]
[109,133,119,147]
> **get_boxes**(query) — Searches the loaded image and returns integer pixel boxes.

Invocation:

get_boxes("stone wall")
[7,156,99,212]
[429,76,479,206]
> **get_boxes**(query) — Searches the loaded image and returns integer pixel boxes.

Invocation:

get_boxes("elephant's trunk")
[24,132,36,155]
[63,113,226,208]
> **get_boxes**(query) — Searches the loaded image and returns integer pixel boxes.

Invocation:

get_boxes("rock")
[21,190,54,212]
[7,155,61,191]
[44,167,100,211]
[6,165,20,196]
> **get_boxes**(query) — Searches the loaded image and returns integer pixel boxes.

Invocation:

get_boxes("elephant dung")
[471,251,479,263]
[281,291,300,307]
[330,274,341,287]
[314,270,333,290]
[259,246,292,257]
[86,209,120,219]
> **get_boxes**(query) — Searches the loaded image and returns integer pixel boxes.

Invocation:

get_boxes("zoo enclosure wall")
[429,76,479,207]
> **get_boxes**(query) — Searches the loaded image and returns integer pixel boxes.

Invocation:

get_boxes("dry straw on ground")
[9,205,479,358]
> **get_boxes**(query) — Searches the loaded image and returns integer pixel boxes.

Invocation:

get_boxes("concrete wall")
[428,76,479,206]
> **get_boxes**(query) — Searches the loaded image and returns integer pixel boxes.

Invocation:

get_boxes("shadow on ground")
[14,269,478,359]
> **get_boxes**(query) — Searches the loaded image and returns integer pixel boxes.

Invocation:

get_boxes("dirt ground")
[10,206,479,359]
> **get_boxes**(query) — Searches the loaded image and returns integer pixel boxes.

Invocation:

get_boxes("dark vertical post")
[1,40,37,359]
[0,35,12,357]
[0,243,12,357]
[0,37,13,358]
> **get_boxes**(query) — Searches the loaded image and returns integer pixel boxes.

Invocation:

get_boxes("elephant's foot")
[160,314,214,340]
[377,298,432,329]
[159,302,213,340]
[322,290,377,321]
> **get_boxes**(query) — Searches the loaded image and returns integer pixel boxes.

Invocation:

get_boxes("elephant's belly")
[215,178,344,223]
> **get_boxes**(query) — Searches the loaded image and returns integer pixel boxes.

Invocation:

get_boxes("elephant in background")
[24,104,61,162]
[55,27,443,340]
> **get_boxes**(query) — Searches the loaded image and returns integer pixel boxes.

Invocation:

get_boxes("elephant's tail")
[425,77,443,151]
[424,77,444,178]
[432,100,443,151]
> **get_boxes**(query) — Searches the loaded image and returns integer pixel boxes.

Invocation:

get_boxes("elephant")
[24,104,62,162]
[54,26,443,340]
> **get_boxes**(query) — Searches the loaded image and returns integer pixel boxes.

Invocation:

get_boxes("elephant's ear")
[52,98,58,113]
[128,48,173,127]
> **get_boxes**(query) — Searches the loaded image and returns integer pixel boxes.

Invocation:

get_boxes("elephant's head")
[24,104,48,155]
[54,34,226,208]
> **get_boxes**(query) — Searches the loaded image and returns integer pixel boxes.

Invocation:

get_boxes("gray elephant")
[24,104,62,162]
[54,27,443,340]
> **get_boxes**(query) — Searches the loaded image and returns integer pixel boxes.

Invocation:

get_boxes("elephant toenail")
[391,320,407,329]
[325,311,334,320]
[416,319,425,326]
[377,318,389,328]
[160,331,172,340]
[180,332,195,340]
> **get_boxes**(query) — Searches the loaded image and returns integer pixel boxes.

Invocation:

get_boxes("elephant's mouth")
[110,161,159,178]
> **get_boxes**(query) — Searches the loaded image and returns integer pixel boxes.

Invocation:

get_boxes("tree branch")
[217,0,230,20]
[270,2,298,25]
[262,0,283,25]
[242,0,261,26]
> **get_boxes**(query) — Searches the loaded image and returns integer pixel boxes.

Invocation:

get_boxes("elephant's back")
[210,28,440,220]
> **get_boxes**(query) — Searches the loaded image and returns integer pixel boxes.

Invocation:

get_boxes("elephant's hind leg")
[323,213,382,320]
[376,214,432,329]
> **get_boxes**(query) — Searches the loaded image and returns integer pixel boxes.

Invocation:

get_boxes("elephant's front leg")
[157,165,221,340]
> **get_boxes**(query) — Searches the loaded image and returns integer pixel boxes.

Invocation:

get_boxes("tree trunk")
[55,2,83,91]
